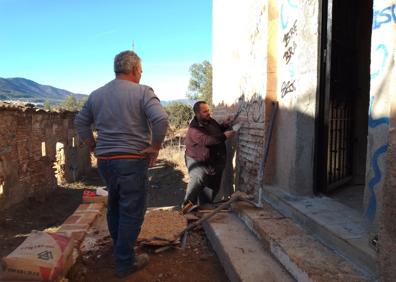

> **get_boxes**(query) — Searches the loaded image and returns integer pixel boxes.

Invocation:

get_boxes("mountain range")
[0,77,86,104]
[0,77,194,106]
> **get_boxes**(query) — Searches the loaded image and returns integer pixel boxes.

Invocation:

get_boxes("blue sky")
[0,0,212,101]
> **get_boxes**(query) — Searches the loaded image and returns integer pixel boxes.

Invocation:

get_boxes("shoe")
[115,253,149,278]
[181,200,193,214]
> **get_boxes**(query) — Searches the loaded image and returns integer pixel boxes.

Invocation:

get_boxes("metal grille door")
[327,101,352,190]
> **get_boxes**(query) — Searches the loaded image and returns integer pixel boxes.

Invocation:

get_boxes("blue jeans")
[97,158,148,275]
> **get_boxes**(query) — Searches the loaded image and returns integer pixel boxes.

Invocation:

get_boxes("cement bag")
[0,231,73,281]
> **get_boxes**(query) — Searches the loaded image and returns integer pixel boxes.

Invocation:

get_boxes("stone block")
[58,224,90,246]
[63,212,99,227]
[58,223,90,232]
[75,203,105,214]
[63,215,80,225]
[235,204,370,281]
[82,195,108,205]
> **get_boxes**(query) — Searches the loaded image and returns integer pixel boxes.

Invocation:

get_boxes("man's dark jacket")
[184,117,230,166]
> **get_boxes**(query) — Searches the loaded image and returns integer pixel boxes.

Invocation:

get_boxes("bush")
[58,95,87,111]
[164,102,192,129]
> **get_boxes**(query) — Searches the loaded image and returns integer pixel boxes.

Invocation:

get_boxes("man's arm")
[219,116,233,131]
[141,88,169,166]
[74,97,95,152]
[189,127,226,146]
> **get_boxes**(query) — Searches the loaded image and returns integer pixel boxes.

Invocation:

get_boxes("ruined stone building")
[0,103,91,211]
[213,0,395,279]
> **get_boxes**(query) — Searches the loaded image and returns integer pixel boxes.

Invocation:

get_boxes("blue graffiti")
[281,4,289,29]
[288,0,299,9]
[366,95,390,221]
[373,4,396,29]
[368,96,390,127]
[366,144,388,222]
[281,0,298,30]
[370,44,389,79]
[289,63,296,78]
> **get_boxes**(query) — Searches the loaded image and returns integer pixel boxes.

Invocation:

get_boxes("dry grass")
[158,145,187,175]
[158,127,188,175]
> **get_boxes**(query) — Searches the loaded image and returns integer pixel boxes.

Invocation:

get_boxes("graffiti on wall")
[281,0,299,29]
[366,96,390,222]
[281,80,296,98]
[280,1,298,99]
[249,5,267,57]
[233,94,265,124]
[283,20,298,64]
[368,96,390,128]
[370,44,389,79]
[372,4,396,30]
[365,0,394,222]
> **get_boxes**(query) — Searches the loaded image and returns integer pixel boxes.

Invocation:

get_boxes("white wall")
[213,0,268,105]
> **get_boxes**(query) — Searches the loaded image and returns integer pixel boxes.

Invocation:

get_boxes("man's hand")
[224,130,236,139]
[223,115,234,126]
[141,146,160,167]
[80,138,96,154]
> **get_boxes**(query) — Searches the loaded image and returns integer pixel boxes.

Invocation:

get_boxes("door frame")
[314,0,332,195]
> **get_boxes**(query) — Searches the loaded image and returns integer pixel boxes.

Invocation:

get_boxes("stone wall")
[0,103,91,211]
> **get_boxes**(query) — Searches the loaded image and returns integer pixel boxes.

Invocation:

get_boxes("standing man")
[74,50,168,278]
[183,101,235,209]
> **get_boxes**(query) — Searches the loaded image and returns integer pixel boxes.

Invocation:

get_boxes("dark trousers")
[184,156,224,205]
[98,158,148,276]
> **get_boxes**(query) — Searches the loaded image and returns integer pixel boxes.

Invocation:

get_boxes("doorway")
[315,0,373,210]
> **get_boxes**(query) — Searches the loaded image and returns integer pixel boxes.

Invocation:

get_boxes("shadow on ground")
[72,159,187,207]
[0,158,229,282]
[147,159,187,208]
[0,187,83,258]
[0,158,187,257]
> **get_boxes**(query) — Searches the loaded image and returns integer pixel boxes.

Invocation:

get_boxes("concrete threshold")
[203,212,294,282]
[260,185,377,277]
[230,200,374,282]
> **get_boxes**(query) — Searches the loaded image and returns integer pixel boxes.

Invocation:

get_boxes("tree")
[164,102,193,129]
[59,95,87,111]
[77,96,88,110]
[187,60,212,105]
[43,100,52,111]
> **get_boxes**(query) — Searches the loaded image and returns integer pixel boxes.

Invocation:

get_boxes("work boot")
[181,200,193,214]
[115,253,149,278]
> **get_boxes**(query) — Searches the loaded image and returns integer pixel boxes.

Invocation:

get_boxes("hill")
[0,77,86,104]
[0,77,194,107]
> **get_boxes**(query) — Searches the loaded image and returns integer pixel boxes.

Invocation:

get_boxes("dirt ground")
[0,158,229,282]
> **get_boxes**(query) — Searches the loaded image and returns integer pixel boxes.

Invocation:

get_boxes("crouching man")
[182,101,235,208]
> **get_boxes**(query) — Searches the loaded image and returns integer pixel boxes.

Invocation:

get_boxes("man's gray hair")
[114,50,141,74]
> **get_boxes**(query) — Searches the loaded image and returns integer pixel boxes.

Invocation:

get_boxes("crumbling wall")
[212,0,269,198]
[0,103,91,211]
